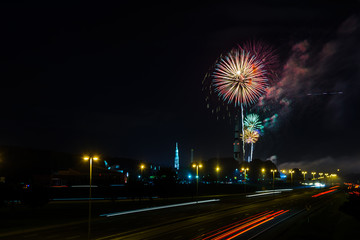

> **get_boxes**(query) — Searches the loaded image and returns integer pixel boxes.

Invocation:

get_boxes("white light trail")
[100,199,220,217]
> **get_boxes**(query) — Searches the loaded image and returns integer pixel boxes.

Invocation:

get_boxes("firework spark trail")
[241,104,245,162]
[250,142,254,162]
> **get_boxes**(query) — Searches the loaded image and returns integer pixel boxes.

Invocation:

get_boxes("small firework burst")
[244,113,263,131]
[241,129,260,144]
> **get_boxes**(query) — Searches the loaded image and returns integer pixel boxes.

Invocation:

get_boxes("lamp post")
[270,169,277,190]
[330,174,337,185]
[311,172,316,180]
[83,155,99,240]
[318,172,323,186]
[140,164,145,180]
[325,173,329,186]
[215,166,220,183]
[261,168,265,180]
[192,163,202,199]
[302,171,307,181]
[241,167,249,193]
[289,170,294,186]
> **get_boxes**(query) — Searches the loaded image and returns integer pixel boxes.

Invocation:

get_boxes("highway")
[1,186,349,240]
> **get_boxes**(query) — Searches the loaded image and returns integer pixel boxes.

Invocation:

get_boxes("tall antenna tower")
[174,142,179,170]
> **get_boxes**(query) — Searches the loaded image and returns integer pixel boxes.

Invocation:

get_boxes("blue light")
[188,174,192,179]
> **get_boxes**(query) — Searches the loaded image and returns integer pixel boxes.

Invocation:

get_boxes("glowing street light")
[311,172,316,180]
[302,171,307,181]
[139,164,145,179]
[270,169,277,190]
[192,163,203,198]
[289,170,295,185]
[324,173,329,185]
[83,155,99,239]
[215,166,220,183]
[261,168,265,180]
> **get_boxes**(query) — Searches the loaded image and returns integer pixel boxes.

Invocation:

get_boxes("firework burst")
[244,113,263,131]
[212,48,268,107]
[241,129,260,144]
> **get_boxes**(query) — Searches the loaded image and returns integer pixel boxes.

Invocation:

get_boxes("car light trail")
[246,191,281,197]
[193,210,289,240]
[193,211,272,240]
[246,189,293,198]
[311,189,337,198]
[100,199,220,217]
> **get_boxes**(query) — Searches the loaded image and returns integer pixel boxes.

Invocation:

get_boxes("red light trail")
[193,210,289,240]
[311,189,337,198]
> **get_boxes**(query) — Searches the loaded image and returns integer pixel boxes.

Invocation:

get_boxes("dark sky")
[1,1,360,173]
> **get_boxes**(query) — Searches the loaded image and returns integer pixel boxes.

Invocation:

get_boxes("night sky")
[1,1,360,173]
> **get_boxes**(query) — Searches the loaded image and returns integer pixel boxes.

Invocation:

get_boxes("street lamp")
[83,155,99,240]
[192,163,203,199]
[261,168,265,180]
[270,169,277,190]
[289,170,294,185]
[241,167,249,193]
[302,171,307,181]
[215,166,220,183]
[330,174,337,185]
[311,172,316,180]
[318,172,324,185]
[140,164,145,179]
[325,173,329,185]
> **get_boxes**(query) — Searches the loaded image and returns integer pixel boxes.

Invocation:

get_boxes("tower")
[174,142,179,170]
[234,115,241,163]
